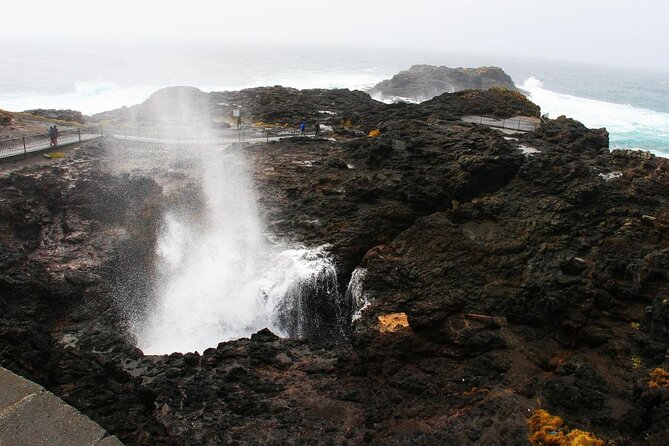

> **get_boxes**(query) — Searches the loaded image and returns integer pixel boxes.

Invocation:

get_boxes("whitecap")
[521,77,669,158]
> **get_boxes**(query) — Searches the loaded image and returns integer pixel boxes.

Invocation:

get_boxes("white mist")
[135,149,337,354]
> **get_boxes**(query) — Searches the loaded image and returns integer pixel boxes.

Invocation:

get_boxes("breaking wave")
[522,77,669,157]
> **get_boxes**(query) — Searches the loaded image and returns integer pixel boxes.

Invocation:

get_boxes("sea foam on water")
[522,77,669,157]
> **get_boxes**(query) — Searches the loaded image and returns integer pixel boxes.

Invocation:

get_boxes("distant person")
[299,121,306,135]
[48,126,55,147]
[52,125,60,146]
[314,121,320,136]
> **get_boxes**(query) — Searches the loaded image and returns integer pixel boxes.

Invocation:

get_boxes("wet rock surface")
[1,88,668,445]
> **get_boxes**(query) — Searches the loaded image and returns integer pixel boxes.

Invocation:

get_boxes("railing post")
[502,119,506,129]
[99,125,103,137]
[22,137,26,159]
[78,128,81,142]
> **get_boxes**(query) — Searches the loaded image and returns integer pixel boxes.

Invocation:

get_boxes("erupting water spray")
[127,95,342,354]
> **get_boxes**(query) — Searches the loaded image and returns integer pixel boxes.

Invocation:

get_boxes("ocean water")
[1,43,667,156]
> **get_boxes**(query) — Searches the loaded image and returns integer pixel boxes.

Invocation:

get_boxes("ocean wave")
[0,71,386,116]
[0,82,160,115]
[521,77,669,157]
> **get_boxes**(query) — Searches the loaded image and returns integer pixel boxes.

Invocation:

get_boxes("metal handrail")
[461,115,541,132]
[0,125,103,160]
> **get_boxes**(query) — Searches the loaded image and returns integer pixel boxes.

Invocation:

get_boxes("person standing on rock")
[299,121,306,135]
[48,126,55,147]
[52,125,60,147]
[314,121,320,136]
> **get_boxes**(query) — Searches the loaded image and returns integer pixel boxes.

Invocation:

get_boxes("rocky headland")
[0,85,668,445]
[367,65,518,103]
[0,108,87,139]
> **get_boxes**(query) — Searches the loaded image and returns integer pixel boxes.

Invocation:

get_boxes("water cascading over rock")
[132,148,344,354]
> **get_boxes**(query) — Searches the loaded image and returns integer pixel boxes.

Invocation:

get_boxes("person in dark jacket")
[52,125,60,146]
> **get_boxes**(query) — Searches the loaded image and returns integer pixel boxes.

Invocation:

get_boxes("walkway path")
[109,130,316,145]
[0,367,123,446]
[0,134,102,160]
[461,115,540,133]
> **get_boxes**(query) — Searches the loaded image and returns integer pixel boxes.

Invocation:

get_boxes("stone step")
[0,367,123,446]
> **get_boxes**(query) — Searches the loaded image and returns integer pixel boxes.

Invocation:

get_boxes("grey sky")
[5,0,668,70]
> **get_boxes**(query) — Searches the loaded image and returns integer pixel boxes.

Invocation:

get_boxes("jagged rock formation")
[0,109,13,125]
[1,88,668,445]
[367,64,518,102]
[93,84,538,130]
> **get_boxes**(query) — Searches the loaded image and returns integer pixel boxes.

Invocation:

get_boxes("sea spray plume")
[121,87,344,354]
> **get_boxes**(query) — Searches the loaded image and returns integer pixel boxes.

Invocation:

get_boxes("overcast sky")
[4,0,668,70]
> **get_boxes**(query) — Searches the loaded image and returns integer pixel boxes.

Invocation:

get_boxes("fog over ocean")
[2,43,667,156]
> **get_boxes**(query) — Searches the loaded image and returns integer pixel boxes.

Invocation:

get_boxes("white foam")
[521,77,669,157]
[518,145,541,155]
[370,92,421,104]
[134,151,339,354]
[599,171,623,181]
[346,268,369,322]
[293,160,315,167]
[0,81,160,115]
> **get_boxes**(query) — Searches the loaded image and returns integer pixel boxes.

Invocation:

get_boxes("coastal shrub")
[563,430,604,446]
[341,119,353,128]
[528,409,604,446]
[0,108,14,124]
[648,368,669,389]
[253,120,280,128]
[368,129,381,138]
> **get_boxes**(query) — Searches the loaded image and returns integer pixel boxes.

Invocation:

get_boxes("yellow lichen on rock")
[563,430,605,446]
[367,129,381,138]
[378,312,409,333]
[648,368,669,389]
[528,409,603,446]
[528,409,565,445]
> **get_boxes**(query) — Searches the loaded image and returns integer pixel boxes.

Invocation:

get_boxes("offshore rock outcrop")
[367,64,518,102]
[1,87,668,445]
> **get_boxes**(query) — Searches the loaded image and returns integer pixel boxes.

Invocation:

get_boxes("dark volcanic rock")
[2,86,668,446]
[368,64,518,102]
[0,145,175,445]
[93,84,539,136]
